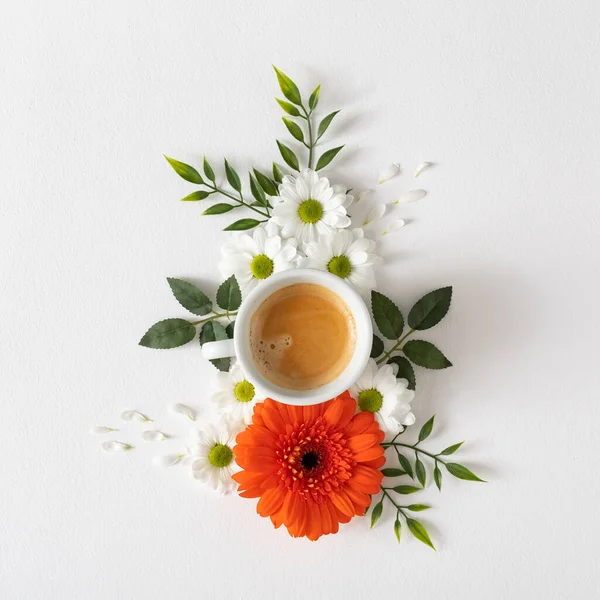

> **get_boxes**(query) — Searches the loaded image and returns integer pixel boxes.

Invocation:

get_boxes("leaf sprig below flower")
[370,416,485,549]
[139,275,241,371]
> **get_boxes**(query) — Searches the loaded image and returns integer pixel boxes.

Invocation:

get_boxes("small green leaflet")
[273,66,302,106]
[181,190,211,202]
[253,169,278,196]
[225,321,235,338]
[406,504,430,512]
[202,203,234,215]
[370,334,384,358]
[392,485,421,494]
[371,291,404,340]
[164,155,204,184]
[166,278,212,316]
[393,517,402,543]
[224,159,242,193]
[387,356,416,390]
[407,287,453,330]
[418,415,435,443]
[316,146,344,171]
[308,84,320,110]
[403,340,452,369]
[203,156,216,183]
[445,463,485,482]
[224,219,262,231]
[317,110,340,140]
[276,141,299,171]
[434,465,442,491]
[415,456,426,487]
[216,275,242,311]
[275,98,301,117]
[139,318,196,349]
[370,500,383,528]
[406,518,436,550]
[282,117,305,143]
[439,441,464,456]
[398,453,414,479]
[381,468,405,477]
[249,174,268,207]
[272,162,283,184]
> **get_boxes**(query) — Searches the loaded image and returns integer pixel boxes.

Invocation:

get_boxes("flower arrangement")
[94,67,484,548]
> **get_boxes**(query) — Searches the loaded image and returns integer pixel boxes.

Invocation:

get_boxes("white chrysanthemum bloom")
[349,359,415,436]
[211,363,264,424]
[188,416,244,494]
[299,229,382,294]
[270,168,352,245]
[218,226,299,296]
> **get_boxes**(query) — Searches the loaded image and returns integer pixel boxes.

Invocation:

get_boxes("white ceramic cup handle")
[201,339,235,360]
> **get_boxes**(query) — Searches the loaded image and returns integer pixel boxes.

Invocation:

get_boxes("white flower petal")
[120,410,151,422]
[380,219,405,236]
[395,189,427,204]
[378,163,400,184]
[142,430,167,442]
[171,403,196,421]
[90,426,117,434]
[414,162,432,178]
[363,204,386,226]
[102,440,133,452]
[356,189,374,203]
[154,454,185,467]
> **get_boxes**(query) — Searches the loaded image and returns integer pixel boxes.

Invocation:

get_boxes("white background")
[1,1,599,599]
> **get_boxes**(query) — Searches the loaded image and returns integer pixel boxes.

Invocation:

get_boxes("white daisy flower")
[270,168,352,246]
[211,363,264,424]
[299,229,382,294]
[218,226,299,297]
[349,359,415,437]
[188,415,244,494]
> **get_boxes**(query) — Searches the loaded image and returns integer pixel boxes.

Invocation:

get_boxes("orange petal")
[329,489,355,517]
[257,487,285,517]
[346,433,382,454]
[344,485,371,509]
[343,411,375,437]
[319,501,333,536]
[322,395,356,428]
[236,454,280,472]
[302,404,321,422]
[262,400,286,433]
[353,446,384,463]
[361,456,386,469]
[239,488,262,498]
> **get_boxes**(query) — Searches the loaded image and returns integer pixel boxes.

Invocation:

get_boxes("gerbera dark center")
[301,450,320,470]
[298,199,323,224]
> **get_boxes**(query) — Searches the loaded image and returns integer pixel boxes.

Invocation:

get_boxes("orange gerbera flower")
[232,391,385,540]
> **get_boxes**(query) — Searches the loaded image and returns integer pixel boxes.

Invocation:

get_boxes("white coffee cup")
[201,268,372,406]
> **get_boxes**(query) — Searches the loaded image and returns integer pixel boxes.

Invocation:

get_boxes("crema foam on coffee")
[249,283,356,390]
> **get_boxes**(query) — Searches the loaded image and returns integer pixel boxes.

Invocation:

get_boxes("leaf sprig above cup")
[370,415,485,549]
[139,275,241,371]
[164,66,343,232]
[370,287,453,390]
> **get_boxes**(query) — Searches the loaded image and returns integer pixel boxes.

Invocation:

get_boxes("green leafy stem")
[204,181,270,219]
[375,328,416,365]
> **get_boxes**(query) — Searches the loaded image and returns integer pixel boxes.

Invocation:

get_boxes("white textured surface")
[1,1,600,599]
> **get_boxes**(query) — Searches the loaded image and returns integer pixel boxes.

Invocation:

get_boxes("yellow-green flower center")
[298,199,323,224]
[250,254,274,279]
[327,255,352,279]
[208,444,233,468]
[234,380,255,403]
[358,388,383,413]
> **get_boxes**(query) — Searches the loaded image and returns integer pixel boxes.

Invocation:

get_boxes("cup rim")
[233,268,372,406]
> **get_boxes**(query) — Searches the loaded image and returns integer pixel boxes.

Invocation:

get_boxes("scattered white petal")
[171,403,196,421]
[154,454,185,467]
[356,189,374,203]
[142,430,167,442]
[380,219,405,236]
[378,163,400,184]
[90,426,117,434]
[363,203,386,226]
[102,440,133,452]
[414,162,432,178]
[395,189,427,204]
[120,410,152,422]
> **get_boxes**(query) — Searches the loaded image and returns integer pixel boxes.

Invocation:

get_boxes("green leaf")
[275,98,301,117]
[225,321,235,339]
[315,145,344,171]
[139,318,196,349]
[249,174,267,207]
[203,156,216,183]
[408,287,453,330]
[273,66,302,106]
[418,415,435,443]
[276,141,300,171]
[371,291,404,340]
[445,463,485,482]
[224,159,242,193]
[415,456,426,487]
[370,499,383,528]
[199,321,230,372]
[272,162,284,184]
[308,84,321,111]
[164,156,203,184]
[397,454,414,479]
[406,518,436,550]
[387,356,416,390]
[392,485,421,494]
[202,203,234,215]
[381,468,406,477]
[223,218,262,231]
[282,117,305,143]
[394,517,402,543]
[403,340,452,369]
[216,275,242,310]
[370,334,384,358]
[317,110,340,140]
[253,169,278,196]
[439,441,464,456]
[434,465,442,491]
[166,278,212,316]
[406,504,430,512]
[181,190,211,202]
